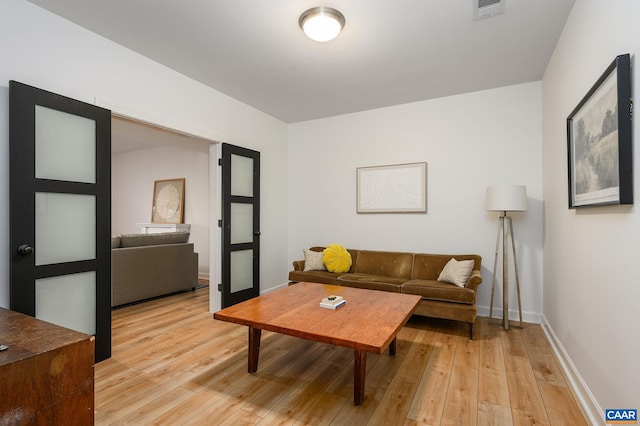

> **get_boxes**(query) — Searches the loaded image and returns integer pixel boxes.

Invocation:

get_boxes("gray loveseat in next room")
[111,231,198,307]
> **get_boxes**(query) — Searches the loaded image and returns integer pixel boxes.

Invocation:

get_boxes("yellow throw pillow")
[323,244,352,273]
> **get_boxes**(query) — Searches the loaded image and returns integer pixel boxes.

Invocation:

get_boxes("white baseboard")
[198,272,210,281]
[540,315,601,426]
[260,282,289,295]
[476,304,541,324]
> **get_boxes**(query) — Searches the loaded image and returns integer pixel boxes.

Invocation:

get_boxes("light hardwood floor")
[95,287,588,425]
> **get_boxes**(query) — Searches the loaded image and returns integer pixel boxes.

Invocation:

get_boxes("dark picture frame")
[567,53,632,208]
[151,178,185,223]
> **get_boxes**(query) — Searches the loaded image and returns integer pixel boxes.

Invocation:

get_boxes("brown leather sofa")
[289,247,482,339]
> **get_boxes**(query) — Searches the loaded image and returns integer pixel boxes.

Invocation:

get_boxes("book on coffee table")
[320,295,346,309]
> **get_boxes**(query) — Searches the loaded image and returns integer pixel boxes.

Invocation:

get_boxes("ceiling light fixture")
[299,7,345,42]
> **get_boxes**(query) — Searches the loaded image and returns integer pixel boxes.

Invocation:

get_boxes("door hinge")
[218,158,222,166]
[217,284,223,292]
[218,219,222,227]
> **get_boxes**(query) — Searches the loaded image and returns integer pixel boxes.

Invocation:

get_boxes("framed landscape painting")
[567,53,632,208]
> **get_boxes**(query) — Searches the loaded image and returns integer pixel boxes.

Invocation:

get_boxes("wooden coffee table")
[213,282,421,405]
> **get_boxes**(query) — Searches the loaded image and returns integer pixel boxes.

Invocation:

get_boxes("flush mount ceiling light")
[299,7,345,42]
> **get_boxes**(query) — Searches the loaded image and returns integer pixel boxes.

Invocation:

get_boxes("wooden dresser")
[0,307,95,424]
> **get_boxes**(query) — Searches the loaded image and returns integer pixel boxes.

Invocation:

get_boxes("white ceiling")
[111,116,212,154]
[28,0,575,124]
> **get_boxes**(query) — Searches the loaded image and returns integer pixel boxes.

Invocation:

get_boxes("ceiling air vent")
[473,0,505,20]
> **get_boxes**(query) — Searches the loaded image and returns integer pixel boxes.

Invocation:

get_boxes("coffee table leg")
[389,337,397,357]
[248,327,261,373]
[354,349,367,405]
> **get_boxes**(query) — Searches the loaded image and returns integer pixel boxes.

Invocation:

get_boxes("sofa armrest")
[465,270,483,294]
[293,260,305,271]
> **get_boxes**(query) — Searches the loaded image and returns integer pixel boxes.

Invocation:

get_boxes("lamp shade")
[485,185,527,212]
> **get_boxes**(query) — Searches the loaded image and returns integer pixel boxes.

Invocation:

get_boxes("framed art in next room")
[151,178,185,223]
[567,53,632,208]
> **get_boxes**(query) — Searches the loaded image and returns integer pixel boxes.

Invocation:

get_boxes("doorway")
[110,115,217,310]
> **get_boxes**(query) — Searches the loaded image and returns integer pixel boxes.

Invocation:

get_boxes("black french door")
[220,143,260,308]
[9,81,112,362]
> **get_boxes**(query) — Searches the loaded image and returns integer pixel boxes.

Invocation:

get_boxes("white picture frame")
[356,162,427,213]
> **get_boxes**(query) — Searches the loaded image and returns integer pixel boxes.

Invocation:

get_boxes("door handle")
[254,231,261,236]
[17,245,33,256]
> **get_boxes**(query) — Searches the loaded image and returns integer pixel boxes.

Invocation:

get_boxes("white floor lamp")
[485,185,527,330]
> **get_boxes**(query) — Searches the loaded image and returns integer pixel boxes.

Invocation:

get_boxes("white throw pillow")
[438,258,474,287]
[303,249,327,271]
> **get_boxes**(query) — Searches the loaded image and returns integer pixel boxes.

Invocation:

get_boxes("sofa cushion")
[438,258,474,287]
[402,279,475,304]
[119,231,190,248]
[303,248,326,271]
[323,244,352,273]
[354,250,413,279]
[412,254,482,280]
[288,270,343,285]
[337,273,404,293]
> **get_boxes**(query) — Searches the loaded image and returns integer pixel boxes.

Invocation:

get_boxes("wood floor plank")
[217,375,295,424]
[178,383,265,426]
[538,382,588,426]
[244,344,340,421]
[369,377,419,425]
[478,329,510,406]
[507,375,550,426]
[219,409,264,426]
[406,333,458,425]
[503,347,550,426]
[113,386,194,426]
[501,327,528,367]
[363,329,427,424]
[290,392,347,426]
[477,400,513,426]
[95,373,170,423]
[95,287,588,426]
[147,387,227,425]
[330,349,411,425]
[397,326,435,384]
[501,325,550,425]
[441,338,479,426]
[521,326,567,387]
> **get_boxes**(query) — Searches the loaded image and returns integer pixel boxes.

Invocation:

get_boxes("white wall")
[6,0,636,417]
[288,82,544,321]
[542,0,640,419]
[0,0,289,308]
[112,145,211,279]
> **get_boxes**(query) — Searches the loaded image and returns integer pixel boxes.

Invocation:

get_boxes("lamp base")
[488,214,523,330]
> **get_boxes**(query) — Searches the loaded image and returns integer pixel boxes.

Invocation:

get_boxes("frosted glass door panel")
[231,203,253,244]
[35,192,96,266]
[231,154,253,197]
[36,271,96,335]
[35,105,96,183]
[230,249,253,293]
